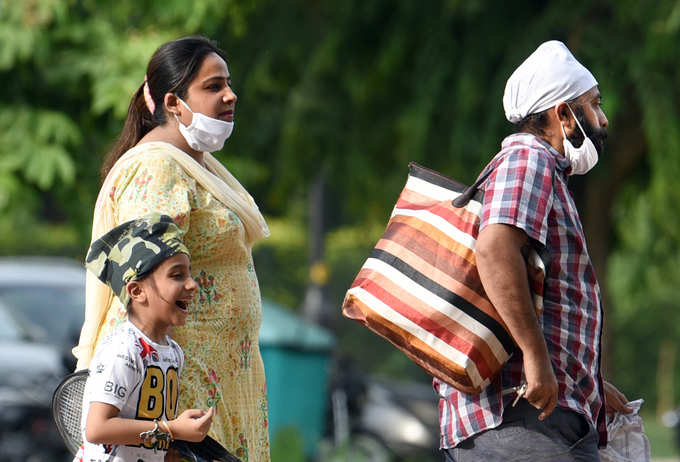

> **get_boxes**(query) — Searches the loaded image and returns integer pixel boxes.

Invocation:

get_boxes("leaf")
[0,106,80,189]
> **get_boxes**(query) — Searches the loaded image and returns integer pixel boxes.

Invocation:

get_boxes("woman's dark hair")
[101,36,227,180]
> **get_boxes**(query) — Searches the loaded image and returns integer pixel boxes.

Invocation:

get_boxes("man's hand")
[523,351,558,420]
[603,380,633,416]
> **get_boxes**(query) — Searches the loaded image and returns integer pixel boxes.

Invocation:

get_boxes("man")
[436,40,632,462]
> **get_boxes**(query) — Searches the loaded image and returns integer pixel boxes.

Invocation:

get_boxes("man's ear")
[554,102,575,129]
[127,281,147,305]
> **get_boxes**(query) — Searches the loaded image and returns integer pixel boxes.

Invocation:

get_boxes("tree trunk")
[302,169,329,325]
[575,102,646,379]
[657,340,676,421]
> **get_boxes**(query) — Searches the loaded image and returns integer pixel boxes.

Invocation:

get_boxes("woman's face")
[178,52,237,125]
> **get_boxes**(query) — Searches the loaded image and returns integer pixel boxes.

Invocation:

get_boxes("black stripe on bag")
[408,162,468,193]
[408,162,485,204]
[370,247,516,354]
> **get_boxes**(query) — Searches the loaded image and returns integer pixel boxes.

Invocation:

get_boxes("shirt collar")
[501,132,571,174]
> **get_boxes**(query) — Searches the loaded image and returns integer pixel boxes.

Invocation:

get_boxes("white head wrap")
[503,40,598,123]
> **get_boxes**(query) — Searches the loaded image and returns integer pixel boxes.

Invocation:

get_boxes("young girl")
[76,213,214,461]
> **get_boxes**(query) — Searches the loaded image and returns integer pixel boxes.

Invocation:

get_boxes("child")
[76,213,214,462]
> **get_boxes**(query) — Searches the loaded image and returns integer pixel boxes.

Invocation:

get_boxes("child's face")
[141,253,196,328]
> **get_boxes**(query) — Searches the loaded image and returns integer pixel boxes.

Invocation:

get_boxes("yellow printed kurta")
[95,144,270,462]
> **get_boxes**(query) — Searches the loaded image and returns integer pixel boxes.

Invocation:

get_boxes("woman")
[74,36,270,462]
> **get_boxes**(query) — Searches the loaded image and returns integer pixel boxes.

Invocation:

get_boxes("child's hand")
[169,406,215,442]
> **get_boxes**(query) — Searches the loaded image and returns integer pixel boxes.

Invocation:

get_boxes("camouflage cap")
[85,213,190,306]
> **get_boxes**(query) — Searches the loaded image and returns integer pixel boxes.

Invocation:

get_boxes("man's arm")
[476,223,558,420]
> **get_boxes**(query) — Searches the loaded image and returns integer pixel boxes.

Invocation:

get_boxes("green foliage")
[603,0,680,405]
[0,106,79,189]
[270,426,306,462]
[254,215,309,310]
[642,412,678,458]
[0,0,264,254]
[317,436,393,462]
[0,220,81,257]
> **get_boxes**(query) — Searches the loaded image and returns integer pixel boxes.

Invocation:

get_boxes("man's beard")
[567,105,608,155]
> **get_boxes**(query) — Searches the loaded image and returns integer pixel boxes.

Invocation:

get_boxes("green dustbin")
[259,299,335,457]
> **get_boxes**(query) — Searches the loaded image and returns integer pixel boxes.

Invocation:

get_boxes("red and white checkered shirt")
[435,133,606,448]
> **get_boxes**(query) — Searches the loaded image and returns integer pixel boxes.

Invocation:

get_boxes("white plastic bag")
[599,399,651,462]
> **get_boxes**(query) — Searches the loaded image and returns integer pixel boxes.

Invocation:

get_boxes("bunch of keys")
[502,382,528,407]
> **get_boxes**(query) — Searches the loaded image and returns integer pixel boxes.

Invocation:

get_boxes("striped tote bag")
[342,162,548,394]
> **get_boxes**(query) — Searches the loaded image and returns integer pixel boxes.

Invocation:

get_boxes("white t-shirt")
[75,320,184,462]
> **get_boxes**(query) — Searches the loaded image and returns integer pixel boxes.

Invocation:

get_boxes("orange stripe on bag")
[395,196,481,238]
[382,219,480,286]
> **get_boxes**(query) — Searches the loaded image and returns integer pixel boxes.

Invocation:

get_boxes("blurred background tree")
[2,0,680,417]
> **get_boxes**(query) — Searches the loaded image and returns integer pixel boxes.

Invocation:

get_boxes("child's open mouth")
[175,300,189,312]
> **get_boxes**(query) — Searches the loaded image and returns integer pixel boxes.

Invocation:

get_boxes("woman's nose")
[223,86,237,104]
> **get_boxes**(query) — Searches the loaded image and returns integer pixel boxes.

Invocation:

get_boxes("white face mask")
[561,104,598,175]
[175,97,234,153]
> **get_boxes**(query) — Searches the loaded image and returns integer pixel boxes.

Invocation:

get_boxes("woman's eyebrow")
[202,75,229,84]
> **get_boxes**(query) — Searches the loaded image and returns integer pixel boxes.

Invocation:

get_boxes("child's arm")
[86,402,157,445]
[85,402,215,444]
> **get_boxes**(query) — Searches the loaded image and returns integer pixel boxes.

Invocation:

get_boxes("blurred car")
[0,300,71,460]
[0,257,85,370]
[0,257,86,460]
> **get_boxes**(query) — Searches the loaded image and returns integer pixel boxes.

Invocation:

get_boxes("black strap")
[451,167,494,208]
